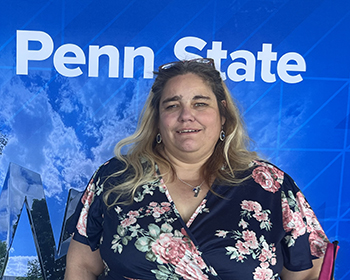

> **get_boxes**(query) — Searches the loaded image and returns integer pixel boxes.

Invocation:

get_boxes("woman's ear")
[221,100,227,125]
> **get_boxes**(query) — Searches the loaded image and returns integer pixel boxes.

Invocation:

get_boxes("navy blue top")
[69,157,328,280]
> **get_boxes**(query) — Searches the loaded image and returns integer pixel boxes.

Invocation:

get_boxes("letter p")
[16,30,53,75]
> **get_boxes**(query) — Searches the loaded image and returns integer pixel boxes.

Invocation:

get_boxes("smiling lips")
[177,129,202,133]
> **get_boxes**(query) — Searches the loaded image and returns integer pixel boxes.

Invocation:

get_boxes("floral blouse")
[69,157,328,280]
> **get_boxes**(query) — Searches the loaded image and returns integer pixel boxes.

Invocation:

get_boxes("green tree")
[0,130,8,155]
[0,240,7,276]
[16,259,43,280]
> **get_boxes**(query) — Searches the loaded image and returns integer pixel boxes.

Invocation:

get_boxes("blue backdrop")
[0,0,349,278]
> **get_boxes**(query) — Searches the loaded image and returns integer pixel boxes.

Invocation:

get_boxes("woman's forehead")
[161,74,213,97]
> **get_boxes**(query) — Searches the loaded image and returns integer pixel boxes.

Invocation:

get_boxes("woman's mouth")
[177,129,201,133]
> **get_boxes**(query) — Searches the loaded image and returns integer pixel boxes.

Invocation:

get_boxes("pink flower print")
[160,202,171,212]
[260,262,269,269]
[281,198,293,232]
[283,204,305,238]
[296,192,315,222]
[296,191,307,205]
[149,201,158,207]
[305,212,318,234]
[241,200,262,212]
[252,165,283,193]
[295,192,328,256]
[174,254,209,280]
[161,206,171,212]
[215,230,228,238]
[253,211,268,222]
[241,200,271,230]
[179,228,207,270]
[258,247,273,263]
[239,219,249,229]
[151,229,208,280]
[115,206,122,214]
[282,190,328,256]
[309,230,328,257]
[76,207,88,237]
[120,216,137,228]
[290,212,306,238]
[127,210,139,218]
[161,202,171,207]
[152,206,166,218]
[189,251,207,270]
[81,179,95,206]
[296,192,324,231]
[258,162,284,180]
[76,180,95,236]
[158,179,167,192]
[181,227,189,236]
[253,264,274,280]
[151,233,187,265]
[186,199,208,227]
[180,229,200,253]
[241,200,254,211]
[235,240,250,255]
[242,230,259,249]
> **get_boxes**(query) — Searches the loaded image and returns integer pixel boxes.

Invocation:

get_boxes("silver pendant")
[193,186,201,197]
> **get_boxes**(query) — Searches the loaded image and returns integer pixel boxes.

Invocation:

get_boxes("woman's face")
[158,73,225,161]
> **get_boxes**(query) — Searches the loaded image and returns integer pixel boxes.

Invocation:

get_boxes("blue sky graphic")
[1,0,349,277]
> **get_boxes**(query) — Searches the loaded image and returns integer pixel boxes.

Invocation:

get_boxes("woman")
[65,58,328,280]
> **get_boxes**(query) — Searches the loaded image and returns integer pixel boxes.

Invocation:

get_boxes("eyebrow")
[193,95,211,100]
[161,95,211,105]
[161,95,181,105]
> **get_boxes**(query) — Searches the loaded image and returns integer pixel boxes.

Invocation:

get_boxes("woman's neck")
[161,149,209,181]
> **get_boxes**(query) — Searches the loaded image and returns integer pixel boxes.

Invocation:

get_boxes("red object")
[318,241,339,280]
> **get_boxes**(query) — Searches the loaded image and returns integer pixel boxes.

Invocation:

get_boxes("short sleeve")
[280,173,329,271]
[68,161,109,251]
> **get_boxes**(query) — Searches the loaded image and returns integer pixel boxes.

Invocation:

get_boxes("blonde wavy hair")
[104,59,259,206]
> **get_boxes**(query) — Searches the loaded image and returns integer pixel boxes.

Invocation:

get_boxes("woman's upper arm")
[280,258,323,280]
[64,238,104,280]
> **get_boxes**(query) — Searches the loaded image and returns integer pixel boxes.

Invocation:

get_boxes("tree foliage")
[0,240,7,274]
[0,130,8,155]
[16,259,43,280]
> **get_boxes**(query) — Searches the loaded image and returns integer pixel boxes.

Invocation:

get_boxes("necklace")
[176,175,205,197]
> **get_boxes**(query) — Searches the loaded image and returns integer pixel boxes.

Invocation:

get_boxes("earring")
[220,129,226,141]
[156,133,162,144]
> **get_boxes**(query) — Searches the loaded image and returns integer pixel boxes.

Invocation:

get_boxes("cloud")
[0,163,45,235]
[0,72,94,197]
[0,69,153,200]
[4,255,37,277]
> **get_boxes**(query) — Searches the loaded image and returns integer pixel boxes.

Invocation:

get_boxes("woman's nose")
[178,106,195,122]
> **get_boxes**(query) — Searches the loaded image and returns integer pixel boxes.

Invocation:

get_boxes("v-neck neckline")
[159,176,209,228]
[154,163,215,227]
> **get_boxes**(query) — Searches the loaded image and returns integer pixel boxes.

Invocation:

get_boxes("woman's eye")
[165,104,178,109]
[195,102,208,107]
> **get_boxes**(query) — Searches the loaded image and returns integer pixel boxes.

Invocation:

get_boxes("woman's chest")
[98,187,285,280]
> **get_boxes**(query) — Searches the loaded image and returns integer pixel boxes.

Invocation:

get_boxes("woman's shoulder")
[91,157,130,186]
[247,160,297,194]
[97,156,126,173]
[246,159,284,175]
